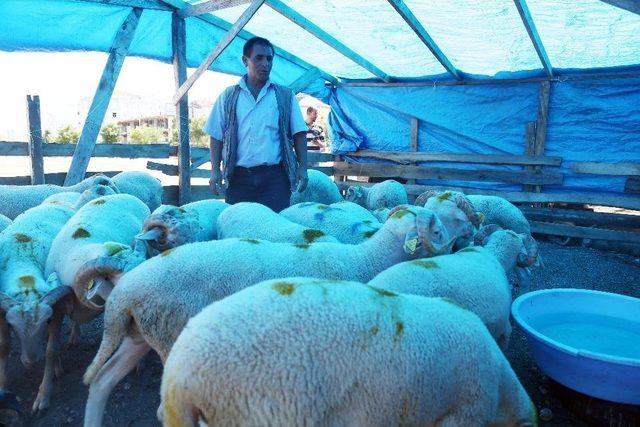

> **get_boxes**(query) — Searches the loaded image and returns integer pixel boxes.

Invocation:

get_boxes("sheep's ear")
[46,273,60,288]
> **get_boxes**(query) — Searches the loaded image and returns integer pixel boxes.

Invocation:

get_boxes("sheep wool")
[347,180,408,210]
[217,202,339,244]
[112,171,163,212]
[467,195,531,235]
[290,169,343,205]
[0,214,11,234]
[161,278,536,427]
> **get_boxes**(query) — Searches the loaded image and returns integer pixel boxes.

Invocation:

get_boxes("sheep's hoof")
[31,392,50,416]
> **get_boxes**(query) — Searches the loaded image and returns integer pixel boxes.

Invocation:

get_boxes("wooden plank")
[64,8,142,186]
[179,0,250,17]
[266,0,392,82]
[407,117,419,185]
[0,171,121,186]
[26,95,45,184]
[332,162,563,185]
[173,13,191,205]
[386,0,460,80]
[172,0,265,105]
[523,121,537,192]
[533,81,550,192]
[513,0,553,76]
[626,177,640,193]
[599,0,640,15]
[73,0,173,11]
[163,184,218,205]
[520,207,640,229]
[149,161,333,177]
[346,149,561,166]
[572,162,640,176]
[336,180,640,210]
[530,221,640,244]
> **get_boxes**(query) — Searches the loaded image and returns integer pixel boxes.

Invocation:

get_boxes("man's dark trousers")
[225,163,291,212]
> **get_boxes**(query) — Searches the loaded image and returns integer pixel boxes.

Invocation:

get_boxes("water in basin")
[533,313,640,360]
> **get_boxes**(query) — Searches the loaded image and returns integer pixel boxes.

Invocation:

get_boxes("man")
[204,37,308,212]
[305,106,325,151]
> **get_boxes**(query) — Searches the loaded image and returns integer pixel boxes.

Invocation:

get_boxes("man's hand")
[295,167,308,193]
[209,169,223,197]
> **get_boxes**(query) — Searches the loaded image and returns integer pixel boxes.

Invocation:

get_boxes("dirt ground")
[0,238,634,426]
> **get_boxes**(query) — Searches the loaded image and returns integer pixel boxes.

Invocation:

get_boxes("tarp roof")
[1,0,639,97]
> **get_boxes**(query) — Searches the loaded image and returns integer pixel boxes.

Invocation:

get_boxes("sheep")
[159,277,536,427]
[80,205,455,426]
[0,202,76,413]
[346,179,408,210]
[42,184,118,211]
[0,174,118,220]
[111,171,163,212]
[216,202,339,244]
[371,207,390,223]
[369,225,539,350]
[280,201,382,244]
[136,199,229,256]
[290,169,343,205]
[0,215,11,234]
[44,194,150,322]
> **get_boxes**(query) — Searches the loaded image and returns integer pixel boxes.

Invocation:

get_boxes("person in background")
[204,36,308,212]
[305,106,325,151]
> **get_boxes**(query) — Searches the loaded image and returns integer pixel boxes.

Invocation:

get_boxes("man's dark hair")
[307,107,317,114]
[243,37,274,57]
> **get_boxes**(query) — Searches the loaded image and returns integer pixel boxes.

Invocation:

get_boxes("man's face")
[243,43,273,83]
[308,109,318,123]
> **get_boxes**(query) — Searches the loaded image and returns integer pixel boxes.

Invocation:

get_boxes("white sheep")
[81,205,455,426]
[290,169,343,205]
[112,171,163,212]
[160,278,536,427]
[280,201,381,244]
[371,207,390,223]
[466,195,531,235]
[0,215,11,234]
[42,184,117,211]
[0,174,118,220]
[217,202,339,244]
[0,202,76,413]
[136,199,229,256]
[45,194,150,319]
[369,225,539,350]
[346,179,408,210]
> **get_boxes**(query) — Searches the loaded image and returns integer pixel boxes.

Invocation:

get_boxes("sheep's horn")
[453,193,481,228]
[473,224,503,246]
[0,292,17,313]
[40,285,73,307]
[75,256,129,289]
[387,204,414,220]
[414,190,441,207]
[136,227,164,241]
[517,234,539,268]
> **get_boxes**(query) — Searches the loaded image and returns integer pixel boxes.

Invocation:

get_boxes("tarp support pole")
[266,0,392,82]
[179,0,250,17]
[513,0,553,77]
[599,1,640,15]
[386,0,461,80]
[533,80,550,192]
[64,8,143,186]
[74,0,174,11]
[407,117,419,186]
[288,67,322,94]
[26,95,45,185]
[173,13,191,204]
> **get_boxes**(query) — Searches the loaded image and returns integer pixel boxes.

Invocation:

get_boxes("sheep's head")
[2,278,72,369]
[76,174,120,194]
[385,205,456,257]
[72,242,146,310]
[137,205,199,255]
[74,184,117,210]
[345,186,368,206]
[420,190,481,242]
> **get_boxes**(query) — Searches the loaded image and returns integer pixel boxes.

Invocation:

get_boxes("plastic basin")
[512,288,640,405]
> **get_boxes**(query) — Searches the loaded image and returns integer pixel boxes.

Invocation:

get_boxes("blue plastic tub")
[512,288,640,405]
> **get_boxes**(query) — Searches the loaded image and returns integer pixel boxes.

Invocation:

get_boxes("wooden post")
[26,95,45,184]
[64,8,142,186]
[534,81,550,193]
[407,117,419,187]
[523,121,537,193]
[173,13,191,205]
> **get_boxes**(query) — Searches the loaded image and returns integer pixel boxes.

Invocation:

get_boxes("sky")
[0,51,240,140]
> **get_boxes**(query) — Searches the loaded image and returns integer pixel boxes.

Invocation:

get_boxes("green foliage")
[171,117,209,147]
[56,125,80,144]
[130,126,164,144]
[43,130,52,143]
[100,123,120,143]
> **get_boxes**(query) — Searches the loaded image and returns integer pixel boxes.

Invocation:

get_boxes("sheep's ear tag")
[403,231,420,255]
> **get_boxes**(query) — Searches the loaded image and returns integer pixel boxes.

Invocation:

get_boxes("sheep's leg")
[68,319,81,346]
[32,310,64,414]
[0,317,10,389]
[84,336,150,427]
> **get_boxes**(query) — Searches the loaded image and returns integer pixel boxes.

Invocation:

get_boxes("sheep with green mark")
[42,184,117,211]
[346,179,408,210]
[216,202,339,244]
[290,169,342,205]
[160,278,536,427]
[81,205,454,426]
[111,171,163,212]
[369,225,539,350]
[0,215,10,234]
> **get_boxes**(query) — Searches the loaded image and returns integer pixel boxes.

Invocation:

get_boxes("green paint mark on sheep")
[273,282,296,296]
[390,209,410,220]
[240,238,261,245]
[316,204,329,210]
[161,248,175,257]
[178,207,186,213]
[303,229,325,243]
[14,233,32,243]
[362,230,376,238]
[19,275,35,289]
[393,321,404,343]
[411,260,439,269]
[104,242,127,256]
[363,220,372,224]
[294,243,311,249]
[366,285,397,298]
[91,199,106,205]
[369,325,379,336]
[436,191,453,203]
[72,228,91,239]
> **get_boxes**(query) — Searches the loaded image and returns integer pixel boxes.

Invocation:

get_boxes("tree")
[130,126,164,144]
[189,116,208,147]
[100,123,120,143]
[43,130,52,143]
[56,125,80,143]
